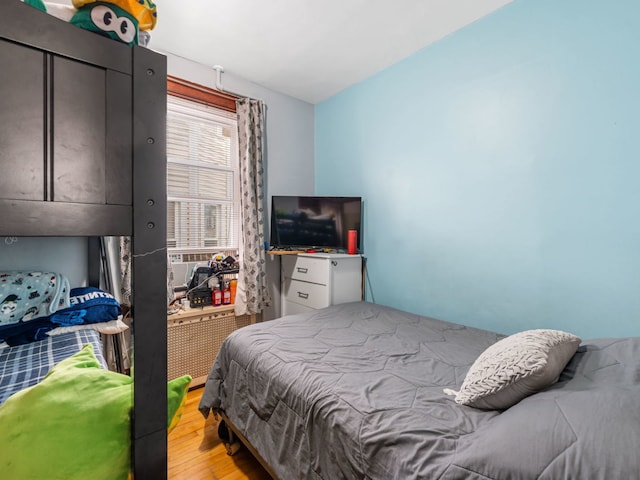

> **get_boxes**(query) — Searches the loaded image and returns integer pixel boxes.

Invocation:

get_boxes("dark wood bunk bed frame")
[1,3,168,479]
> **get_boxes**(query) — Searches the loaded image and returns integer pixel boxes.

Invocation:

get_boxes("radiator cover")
[167,307,255,386]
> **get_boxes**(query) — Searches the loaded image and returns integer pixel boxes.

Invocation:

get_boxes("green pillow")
[0,344,191,480]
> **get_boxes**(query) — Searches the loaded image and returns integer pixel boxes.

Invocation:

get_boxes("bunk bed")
[0,2,167,479]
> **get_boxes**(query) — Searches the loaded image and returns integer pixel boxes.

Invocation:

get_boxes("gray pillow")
[445,329,581,410]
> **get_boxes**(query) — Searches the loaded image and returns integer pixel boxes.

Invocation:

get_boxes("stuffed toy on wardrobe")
[70,0,157,46]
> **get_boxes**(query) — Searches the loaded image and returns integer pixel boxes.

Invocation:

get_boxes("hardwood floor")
[168,387,271,480]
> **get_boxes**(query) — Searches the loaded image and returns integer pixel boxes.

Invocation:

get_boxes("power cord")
[363,257,375,304]
[184,274,219,298]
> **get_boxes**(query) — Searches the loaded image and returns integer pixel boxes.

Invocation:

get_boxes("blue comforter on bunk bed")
[0,281,121,346]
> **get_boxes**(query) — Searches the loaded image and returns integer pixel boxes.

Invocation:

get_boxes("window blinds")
[167,96,239,251]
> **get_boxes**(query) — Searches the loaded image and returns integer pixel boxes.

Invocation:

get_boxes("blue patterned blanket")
[0,285,121,346]
[0,272,70,326]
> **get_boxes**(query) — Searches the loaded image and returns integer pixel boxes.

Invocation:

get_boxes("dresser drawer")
[282,277,330,310]
[282,299,315,316]
[282,255,330,285]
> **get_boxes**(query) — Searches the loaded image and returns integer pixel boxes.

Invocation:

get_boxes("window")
[166,78,239,254]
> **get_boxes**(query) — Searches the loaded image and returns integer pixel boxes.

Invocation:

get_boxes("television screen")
[270,196,362,251]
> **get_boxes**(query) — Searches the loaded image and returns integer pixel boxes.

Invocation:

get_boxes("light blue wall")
[315,0,640,339]
[0,238,88,287]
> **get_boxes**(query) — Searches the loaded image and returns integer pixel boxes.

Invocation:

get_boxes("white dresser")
[281,253,362,316]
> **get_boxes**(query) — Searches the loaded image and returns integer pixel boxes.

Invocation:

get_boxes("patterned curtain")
[99,236,131,306]
[100,236,131,373]
[235,98,271,315]
[118,236,132,306]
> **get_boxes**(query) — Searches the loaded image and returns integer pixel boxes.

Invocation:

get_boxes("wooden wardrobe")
[0,2,168,478]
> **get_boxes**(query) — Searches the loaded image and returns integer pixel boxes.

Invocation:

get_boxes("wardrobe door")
[52,56,133,207]
[52,56,107,204]
[0,39,45,201]
[105,69,133,206]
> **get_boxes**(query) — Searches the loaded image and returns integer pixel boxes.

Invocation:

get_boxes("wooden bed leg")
[218,419,242,456]
[225,440,242,456]
[216,413,279,478]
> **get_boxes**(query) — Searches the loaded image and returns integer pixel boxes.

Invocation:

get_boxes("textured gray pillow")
[446,329,581,410]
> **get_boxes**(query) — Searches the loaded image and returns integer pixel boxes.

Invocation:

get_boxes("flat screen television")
[270,195,362,251]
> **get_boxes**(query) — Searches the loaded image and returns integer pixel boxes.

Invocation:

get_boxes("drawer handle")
[296,267,308,274]
[297,292,309,299]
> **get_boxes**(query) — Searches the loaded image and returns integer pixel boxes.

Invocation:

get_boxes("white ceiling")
[48,0,513,104]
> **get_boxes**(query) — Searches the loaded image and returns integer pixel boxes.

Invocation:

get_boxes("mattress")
[200,301,640,480]
[0,330,106,405]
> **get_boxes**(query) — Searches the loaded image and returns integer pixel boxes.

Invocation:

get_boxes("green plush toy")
[70,1,139,46]
[0,344,191,480]
[23,0,47,12]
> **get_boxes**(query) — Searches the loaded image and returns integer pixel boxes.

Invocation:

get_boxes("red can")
[347,229,357,254]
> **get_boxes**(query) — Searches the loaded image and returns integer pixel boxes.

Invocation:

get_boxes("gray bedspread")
[199,301,640,480]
